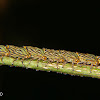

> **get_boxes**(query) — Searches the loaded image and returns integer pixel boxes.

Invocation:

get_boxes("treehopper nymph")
[23,46,47,67]
[43,48,66,68]
[59,50,80,70]
[0,45,10,63]
[6,45,31,66]
[76,52,99,73]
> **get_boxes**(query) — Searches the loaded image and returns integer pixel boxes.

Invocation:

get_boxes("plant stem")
[1,56,100,79]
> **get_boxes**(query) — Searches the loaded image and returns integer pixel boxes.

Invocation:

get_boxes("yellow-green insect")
[76,52,99,73]
[59,50,80,70]
[23,46,47,67]
[43,48,65,62]
[0,45,10,63]
[43,48,66,68]
[96,56,100,65]
[23,46,47,61]
[60,50,80,63]
[6,45,31,65]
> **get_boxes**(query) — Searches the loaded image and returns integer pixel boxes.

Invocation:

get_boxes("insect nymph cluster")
[0,45,100,73]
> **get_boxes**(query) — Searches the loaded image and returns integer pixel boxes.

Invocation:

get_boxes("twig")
[0,56,100,79]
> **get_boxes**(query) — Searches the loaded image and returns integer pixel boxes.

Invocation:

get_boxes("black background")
[0,0,100,99]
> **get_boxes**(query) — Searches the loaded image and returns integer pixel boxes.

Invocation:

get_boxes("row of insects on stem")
[0,45,100,73]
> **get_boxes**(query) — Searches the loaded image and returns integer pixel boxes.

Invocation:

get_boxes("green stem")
[1,56,100,79]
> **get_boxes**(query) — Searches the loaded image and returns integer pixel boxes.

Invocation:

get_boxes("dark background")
[0,0,100,99]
